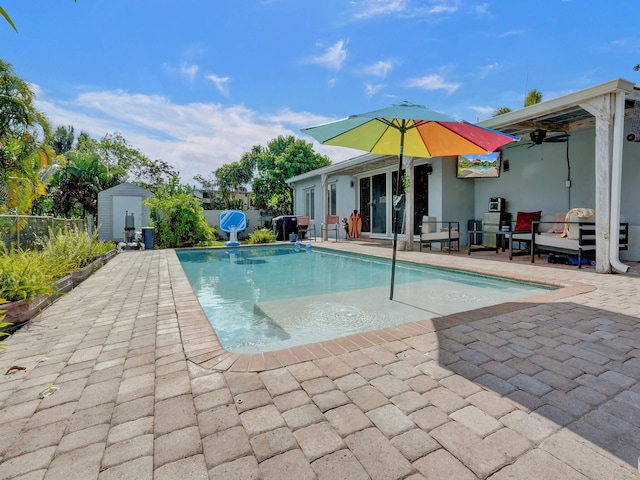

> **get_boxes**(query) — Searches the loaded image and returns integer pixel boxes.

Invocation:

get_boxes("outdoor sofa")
[509,211,629,268]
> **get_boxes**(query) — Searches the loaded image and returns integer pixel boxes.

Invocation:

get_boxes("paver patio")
[0,242,639,479]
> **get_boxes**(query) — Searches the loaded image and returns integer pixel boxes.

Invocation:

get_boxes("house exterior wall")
[473,127,596,219]
[472,120,639,260]
[288,119,639,260]
[291,175,354,239]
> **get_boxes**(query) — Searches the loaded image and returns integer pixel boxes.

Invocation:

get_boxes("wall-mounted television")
[457,151,501,178]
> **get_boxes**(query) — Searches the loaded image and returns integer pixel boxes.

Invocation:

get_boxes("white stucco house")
[287,78,640,273]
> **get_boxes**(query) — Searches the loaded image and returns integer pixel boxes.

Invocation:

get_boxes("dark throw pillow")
[514,211,542,232]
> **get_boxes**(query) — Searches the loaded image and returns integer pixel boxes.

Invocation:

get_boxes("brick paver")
[1,246,639,479]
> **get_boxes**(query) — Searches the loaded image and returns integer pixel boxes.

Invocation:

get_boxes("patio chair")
[419,216,460,253]
[297,216,316,241]
[321,215,340,241]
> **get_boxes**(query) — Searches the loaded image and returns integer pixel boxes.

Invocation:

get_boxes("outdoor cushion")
[547,212,566,234]
[514,211,541,232]
[421,216,437,233]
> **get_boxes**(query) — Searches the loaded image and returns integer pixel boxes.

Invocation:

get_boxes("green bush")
[247,228,276,244]
[144,186,216,248]
[0,248,57,302]
[38,227,113,276]
[0,298,9,345]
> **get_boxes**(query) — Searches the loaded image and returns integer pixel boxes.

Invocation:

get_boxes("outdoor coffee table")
[467,229,514,260]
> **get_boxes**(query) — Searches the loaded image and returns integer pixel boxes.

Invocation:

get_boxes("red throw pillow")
[514,211,541,232]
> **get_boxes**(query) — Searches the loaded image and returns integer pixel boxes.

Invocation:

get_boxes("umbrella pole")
[390,127,405,300]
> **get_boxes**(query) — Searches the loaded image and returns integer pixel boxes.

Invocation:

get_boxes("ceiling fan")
[527,128,569,147]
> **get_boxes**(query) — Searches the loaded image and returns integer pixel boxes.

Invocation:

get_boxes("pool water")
[177,246,551,354]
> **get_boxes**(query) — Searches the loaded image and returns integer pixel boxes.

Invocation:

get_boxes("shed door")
[113,196,142,240]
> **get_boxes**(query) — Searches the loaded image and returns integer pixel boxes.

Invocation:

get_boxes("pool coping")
[168,245,596,373]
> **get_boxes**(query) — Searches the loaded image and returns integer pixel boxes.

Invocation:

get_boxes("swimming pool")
[177,246,551,354]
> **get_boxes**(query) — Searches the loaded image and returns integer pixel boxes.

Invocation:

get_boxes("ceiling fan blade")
[544,135,568,143]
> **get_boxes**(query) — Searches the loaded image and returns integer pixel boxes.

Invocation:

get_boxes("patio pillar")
[580,94,612,273]
[321,174,329,241]
[404,156,414,251]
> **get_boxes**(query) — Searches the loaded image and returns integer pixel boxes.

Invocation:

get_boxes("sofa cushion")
[514,211,541,232]
[421,216,437,234]
[547,212,566,234]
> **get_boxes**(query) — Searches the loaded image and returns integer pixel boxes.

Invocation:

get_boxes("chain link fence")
[0,215,87,250]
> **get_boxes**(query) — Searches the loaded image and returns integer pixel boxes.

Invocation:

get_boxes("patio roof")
[290,79,640,185]
[287,152,401,183]
[478,78,640,139]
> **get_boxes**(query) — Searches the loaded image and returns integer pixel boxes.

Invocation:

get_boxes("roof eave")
[479,78,637,131]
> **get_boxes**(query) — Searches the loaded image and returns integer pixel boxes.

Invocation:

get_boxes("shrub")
[247,228,276,244]
[0,248,57,302]
[144,186,216,248]
[37,226,115,275]
[0,298,9,346]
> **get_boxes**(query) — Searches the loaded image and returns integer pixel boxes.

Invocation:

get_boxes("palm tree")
[524,88,543,107]
[2,2,76,32]
[493,88,543,117]
[0,60,56,213]
[49,152,124,218]
[0,7,17,32]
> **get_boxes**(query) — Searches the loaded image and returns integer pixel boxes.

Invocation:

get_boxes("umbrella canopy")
[301,101,518,158]
[302,101,518,300]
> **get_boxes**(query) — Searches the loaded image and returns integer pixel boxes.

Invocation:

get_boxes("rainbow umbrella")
[302,101,518,299]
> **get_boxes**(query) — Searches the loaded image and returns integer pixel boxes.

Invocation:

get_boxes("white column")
[321,174,329,241]
[609,90,630,272]
[580,94,612,273]
[404,156,414,251]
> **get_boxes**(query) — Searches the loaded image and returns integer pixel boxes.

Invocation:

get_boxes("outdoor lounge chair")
[419,216,460,253]
[321,215,340,241]
[296,216,316,241]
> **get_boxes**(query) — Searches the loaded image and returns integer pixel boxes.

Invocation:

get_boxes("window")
[328,183,337,216]
[304,188,315,220]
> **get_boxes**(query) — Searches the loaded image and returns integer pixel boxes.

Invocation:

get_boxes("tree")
[524,88,543,107]
[214,160,254,209]
[49,125,76,155]
[143,178,216,248]
[492,106,512,117]
[132,159,177,194]
[0,6,17,32]
[0,59,54,213]
[48,151,124,218]
[493,88,543,117]
[247,136,330,214]
[2,1,76,33]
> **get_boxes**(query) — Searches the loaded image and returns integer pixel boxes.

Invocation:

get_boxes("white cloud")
[353,0,407,19]
[309,40,348,71]
[406,74,461,94]
[479,61,501,78]
[180,62,199,82]
[34,88,350,183]
[426,3,458,14]
[472,3,489,15]
[499,30,525,38]
[468,105,495,120]
[206,74,231,97]
[362,60,393,79]
[365,83,386,97]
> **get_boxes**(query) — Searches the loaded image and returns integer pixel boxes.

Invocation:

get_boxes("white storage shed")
[97,182,154,242]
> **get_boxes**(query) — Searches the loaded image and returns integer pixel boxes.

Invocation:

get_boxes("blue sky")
[2,0,639,183]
